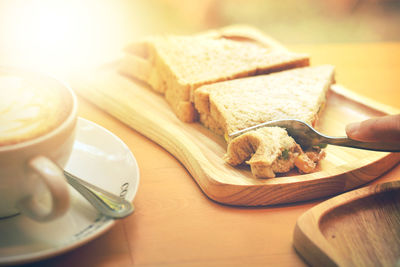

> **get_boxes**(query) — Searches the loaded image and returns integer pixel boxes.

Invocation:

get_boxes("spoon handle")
[320,136,400,152]
[64,170,134,219]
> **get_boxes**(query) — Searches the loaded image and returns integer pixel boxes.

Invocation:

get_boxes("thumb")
[345,114,400,142]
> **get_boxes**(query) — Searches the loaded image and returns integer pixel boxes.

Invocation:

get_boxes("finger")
[345,114,400,142]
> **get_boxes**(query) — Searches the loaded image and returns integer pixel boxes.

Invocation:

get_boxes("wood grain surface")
[26,42,400,267]
[71,62,400,206]
[293,180,400,267]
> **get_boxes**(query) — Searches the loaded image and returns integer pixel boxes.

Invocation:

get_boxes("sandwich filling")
[224,127,325,178]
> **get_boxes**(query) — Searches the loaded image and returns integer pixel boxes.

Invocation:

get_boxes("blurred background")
[0,0,399,76]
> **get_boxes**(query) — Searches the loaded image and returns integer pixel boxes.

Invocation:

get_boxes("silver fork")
[64,170,135,219]
[229,119,400,152]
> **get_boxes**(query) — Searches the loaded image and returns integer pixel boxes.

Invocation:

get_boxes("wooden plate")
[293,180,400,267]
[70,61,400,206]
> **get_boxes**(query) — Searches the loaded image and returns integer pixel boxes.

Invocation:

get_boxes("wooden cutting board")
[70,61,400,206]
[293,180,400,267]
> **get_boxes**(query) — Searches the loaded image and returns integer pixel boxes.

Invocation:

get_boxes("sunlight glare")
[3,0,136,76]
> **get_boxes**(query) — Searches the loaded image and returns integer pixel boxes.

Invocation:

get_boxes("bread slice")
[119,25,309,122]
[224,127,325,178]
[194,65,335,138]
[194,64,334,178]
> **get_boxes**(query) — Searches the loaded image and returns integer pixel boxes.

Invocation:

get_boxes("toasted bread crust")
[120,25,310,122]
[194,65,335,138]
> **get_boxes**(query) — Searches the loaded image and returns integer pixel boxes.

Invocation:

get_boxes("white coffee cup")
[0,67,77,222]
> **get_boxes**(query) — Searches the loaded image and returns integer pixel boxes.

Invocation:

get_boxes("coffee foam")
[0,75,71,146]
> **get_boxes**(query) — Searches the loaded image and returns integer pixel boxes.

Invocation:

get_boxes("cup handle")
[17,156,70,222]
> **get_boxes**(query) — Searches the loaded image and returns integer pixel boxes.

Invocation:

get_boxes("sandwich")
[119,25,309,122]
[194,65,335,178]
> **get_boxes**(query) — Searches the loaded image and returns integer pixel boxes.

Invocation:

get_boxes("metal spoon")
[229,119,400,152]
[64,170,134,219]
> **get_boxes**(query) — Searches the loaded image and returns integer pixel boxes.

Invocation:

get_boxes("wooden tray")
[70,61,400,206]
[293,180,400,267]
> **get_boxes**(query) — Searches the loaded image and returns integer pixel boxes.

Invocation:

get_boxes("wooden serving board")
[293,180,400,267]
[71,61,400,206]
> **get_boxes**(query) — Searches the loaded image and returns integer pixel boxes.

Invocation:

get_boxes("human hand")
[345,114,400,142]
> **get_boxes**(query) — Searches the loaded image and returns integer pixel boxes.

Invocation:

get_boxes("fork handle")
[321,136,400,152]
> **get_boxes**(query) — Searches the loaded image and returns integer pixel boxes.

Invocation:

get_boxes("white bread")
[194,65,335,138]
[119,25,309,122]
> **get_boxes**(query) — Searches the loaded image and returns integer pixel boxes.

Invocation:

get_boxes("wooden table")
[27,42,400,267]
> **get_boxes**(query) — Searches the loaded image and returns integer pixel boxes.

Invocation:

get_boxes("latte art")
[0,75,72,146]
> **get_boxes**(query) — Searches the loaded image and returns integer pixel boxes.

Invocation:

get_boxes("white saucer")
[0,118,140,265]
